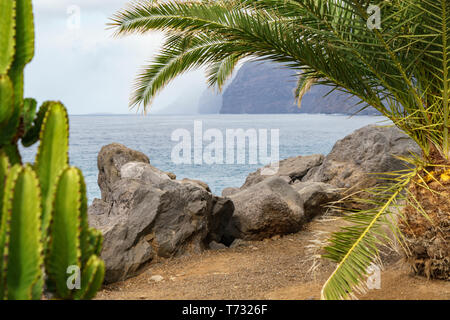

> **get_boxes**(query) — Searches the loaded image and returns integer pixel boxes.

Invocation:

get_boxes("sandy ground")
[97,219,450,300]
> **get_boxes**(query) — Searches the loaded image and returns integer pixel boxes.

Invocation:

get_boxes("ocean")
[20,114,386,202]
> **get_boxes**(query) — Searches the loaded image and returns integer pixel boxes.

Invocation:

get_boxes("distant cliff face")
[220,61,379,115]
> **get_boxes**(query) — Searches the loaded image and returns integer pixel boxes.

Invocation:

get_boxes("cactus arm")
[11,0,34,68]
[74,255,105,300]
[77,169,104,266]
[8,0,34,112]
[5,166,43,300]
[78,168,92,266]
[0,164,21,300]
[88,228,104,257]
[0,75,19,147]
[22,97,36,134]
[0,0,15,75]
[0,153,10,224]
[22,100,51,147]
[35,102,69,237]
[46,167,82,299]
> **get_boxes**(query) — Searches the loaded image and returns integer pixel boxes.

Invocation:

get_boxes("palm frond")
[321,167,419,300]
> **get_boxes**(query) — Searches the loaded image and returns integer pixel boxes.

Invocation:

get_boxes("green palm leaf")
[112,0,450,299]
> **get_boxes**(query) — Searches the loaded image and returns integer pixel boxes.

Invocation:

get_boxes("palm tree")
[111,0,449,299]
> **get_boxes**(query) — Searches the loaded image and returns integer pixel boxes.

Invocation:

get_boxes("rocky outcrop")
[224,177,305,241]
[89,145,234,283]
[303,125,421,190]
[241,154,324,189]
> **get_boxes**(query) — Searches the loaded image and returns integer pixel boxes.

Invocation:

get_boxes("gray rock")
[241,154,324,189]
[293,182,341,220]
[89,152,234,284]
[303,125,421,190]
[97,143,149,202]
[225,177,305,241]
[181,178,211,192]
[209,241,227,250]
[207,197,235,244]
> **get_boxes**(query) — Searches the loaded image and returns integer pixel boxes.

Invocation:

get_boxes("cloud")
[25,0,207,114]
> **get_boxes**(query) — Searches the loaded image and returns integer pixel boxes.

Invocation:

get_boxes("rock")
[181,178,211,192]
[97,143,150,202]
[225,177,305,241]
[222,187,240,197]
[89,151,234,284]
[293,182,341,220]
[207,197,235,245]
[241,154,324,189]
[303,125,421,190]
[209,241,227,250]
[149,275,164,282]
[166,172,177,180]
[88,199,111,226]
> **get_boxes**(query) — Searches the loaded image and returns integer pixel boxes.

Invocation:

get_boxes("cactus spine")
[0,1,105,300]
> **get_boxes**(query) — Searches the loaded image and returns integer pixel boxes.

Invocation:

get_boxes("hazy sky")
[26,0,207,114]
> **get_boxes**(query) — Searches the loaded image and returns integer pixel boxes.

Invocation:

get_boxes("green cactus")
[0,0,105,300]
[35,101,69,238]
[46,167,105,300]
[0,166,43,300]
[0,0,16,76]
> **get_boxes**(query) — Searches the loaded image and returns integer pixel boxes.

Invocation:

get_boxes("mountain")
[220,61,379,115]
[197,88,222,114]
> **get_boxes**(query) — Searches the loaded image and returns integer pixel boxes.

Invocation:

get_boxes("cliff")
[219,61,379,115]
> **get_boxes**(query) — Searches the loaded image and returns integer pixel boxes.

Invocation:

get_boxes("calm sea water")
[20,114,386,202]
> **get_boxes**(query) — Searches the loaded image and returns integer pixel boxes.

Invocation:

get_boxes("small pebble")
[149,275,164,282]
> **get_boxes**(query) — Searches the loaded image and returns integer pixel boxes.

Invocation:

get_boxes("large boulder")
[225,177,305,241]
[89,151,233,283]
[241,154,324,189]
[303,125,421,190]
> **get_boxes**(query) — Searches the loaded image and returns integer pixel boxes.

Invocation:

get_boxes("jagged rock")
[303,125,421,190]
[89,152,234,284]
[241,154,324,189]
[97,143,149,202]
[225,177,305,241]
[293,182,341,220]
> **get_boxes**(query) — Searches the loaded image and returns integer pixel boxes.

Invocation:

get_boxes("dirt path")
[97,219,450,300]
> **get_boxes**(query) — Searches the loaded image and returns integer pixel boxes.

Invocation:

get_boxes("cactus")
[46,167,105,300]
[0,165,43,300]
[0,0,105,300]
[35,102,69,238]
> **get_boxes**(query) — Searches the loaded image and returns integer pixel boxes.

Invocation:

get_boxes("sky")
[26,0,208,114]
